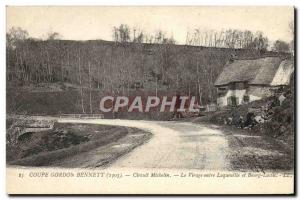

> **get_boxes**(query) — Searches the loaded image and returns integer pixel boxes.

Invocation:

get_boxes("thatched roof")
[270,59,294,86]
[214,57,292,86]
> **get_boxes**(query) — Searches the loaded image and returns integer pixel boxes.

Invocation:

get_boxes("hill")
[6,39,289,116]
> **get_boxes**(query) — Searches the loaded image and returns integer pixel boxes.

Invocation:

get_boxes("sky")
[6,6,294,44]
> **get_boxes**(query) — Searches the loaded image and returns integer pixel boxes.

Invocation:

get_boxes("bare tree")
[196,61,202,105]
[6,27,29,49]
[47,31,62,40]
[289,21,294,53]
[88,62,93,114]
[112,24,131,43]
[77,49,85,114]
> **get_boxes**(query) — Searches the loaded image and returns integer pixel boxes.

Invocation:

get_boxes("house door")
[227,96,238,106]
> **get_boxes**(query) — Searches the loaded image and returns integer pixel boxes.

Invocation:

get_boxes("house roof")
[270,59,294,86]
[214,57,293,86]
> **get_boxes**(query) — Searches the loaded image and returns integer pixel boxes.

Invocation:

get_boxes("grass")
[7,122,128,166]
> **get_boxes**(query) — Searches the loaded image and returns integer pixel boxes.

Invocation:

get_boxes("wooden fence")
[59,114,104,119]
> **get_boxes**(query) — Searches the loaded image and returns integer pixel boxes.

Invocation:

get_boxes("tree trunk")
[78,51,85,114]
[196,62,202,105]
[97,61,100,89]
[155,77,158,97]
[88,62,93,114]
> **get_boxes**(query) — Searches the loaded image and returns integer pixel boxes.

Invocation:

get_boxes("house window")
[243,95,250,103]
[217,87,227,97]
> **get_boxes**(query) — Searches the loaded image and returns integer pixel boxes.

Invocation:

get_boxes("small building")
[214,57,294,107]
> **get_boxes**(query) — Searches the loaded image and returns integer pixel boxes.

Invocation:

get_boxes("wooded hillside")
[7,39,288,115]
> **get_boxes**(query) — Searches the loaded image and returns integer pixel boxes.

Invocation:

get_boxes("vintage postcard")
[6,6,294,194]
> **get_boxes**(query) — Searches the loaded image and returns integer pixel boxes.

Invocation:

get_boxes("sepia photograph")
[5,6,295,194]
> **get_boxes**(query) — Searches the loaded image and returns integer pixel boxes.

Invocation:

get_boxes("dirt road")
[58,119,293,172]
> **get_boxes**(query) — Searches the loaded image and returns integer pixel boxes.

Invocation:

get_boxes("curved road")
[58,119,292,171]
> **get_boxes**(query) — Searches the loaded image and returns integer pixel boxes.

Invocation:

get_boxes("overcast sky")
[7,6,294,44]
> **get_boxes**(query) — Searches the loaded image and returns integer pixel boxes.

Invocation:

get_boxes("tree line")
[111,24,293,53]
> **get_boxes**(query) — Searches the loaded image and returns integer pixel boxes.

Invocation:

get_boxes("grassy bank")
[193,92,294,147]
[7,122,151,167]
